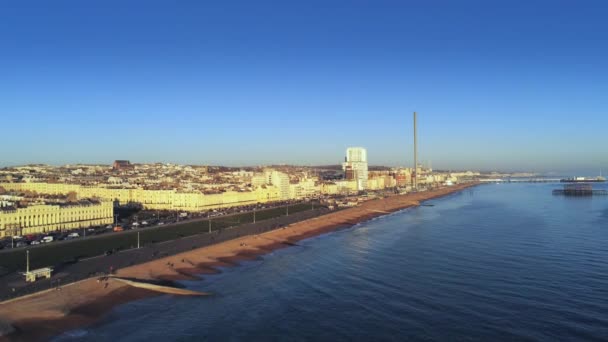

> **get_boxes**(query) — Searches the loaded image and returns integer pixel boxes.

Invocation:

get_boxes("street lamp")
[8,224,20,249]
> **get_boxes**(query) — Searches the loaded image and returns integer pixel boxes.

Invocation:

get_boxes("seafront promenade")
[0,183,477,341]
[0,207,328,302]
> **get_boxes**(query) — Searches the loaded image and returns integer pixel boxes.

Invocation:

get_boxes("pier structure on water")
[552,183,608,196]
[479,178,561,183]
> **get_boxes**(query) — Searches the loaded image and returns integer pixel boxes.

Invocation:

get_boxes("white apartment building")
[266,170,291,200]
[346,147,367,163]
[342,147,369,191]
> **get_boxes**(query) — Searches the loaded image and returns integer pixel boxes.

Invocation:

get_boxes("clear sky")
[1,1,607,174]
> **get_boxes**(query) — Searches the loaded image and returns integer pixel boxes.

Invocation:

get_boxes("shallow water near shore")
[55,183,608,341]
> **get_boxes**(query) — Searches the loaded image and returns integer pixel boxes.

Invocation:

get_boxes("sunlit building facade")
[342,147,369,191]
[0,200,113,237]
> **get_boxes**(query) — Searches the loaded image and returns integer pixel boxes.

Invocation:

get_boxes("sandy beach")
[0,183,476,341]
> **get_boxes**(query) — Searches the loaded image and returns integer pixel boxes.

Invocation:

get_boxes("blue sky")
[1,0,607,173]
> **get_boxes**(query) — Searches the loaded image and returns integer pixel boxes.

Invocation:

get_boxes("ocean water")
[55,183,608,341]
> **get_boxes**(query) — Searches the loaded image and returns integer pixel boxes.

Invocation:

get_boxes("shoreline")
[0,183,477,341]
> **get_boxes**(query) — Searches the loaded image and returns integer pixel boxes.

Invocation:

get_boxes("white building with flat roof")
[266,170,291,200]
[342,147,368,191]
[346,147,367,163]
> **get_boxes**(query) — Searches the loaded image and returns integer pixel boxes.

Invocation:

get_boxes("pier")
[480,178,561,183]
[552,184,608,196]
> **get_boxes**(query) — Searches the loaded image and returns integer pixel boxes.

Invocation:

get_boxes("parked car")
[42,236,54,243]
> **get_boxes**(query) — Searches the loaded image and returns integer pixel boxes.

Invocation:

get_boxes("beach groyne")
[109,277,210,296]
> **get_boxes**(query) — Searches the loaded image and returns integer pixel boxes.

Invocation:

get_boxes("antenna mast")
[413,112,418,190]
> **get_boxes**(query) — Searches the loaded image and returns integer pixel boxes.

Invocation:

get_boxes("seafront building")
[267,170,291,200]
[0,199,113,237]
[342,147,369,191]
[0,182,283,212]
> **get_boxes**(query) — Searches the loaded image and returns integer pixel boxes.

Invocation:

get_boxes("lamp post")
[26,250,30,273]
[137,231,140,249]
[8,224,20,248]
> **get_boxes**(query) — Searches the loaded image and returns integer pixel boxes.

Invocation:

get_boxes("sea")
[55,183,608,341]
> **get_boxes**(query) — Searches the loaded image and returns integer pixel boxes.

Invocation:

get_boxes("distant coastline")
[0,183,477,341]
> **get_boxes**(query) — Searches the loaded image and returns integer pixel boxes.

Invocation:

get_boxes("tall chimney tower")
[413,111,418,190]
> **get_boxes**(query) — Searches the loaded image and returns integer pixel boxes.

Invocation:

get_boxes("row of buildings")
[0,154,479,238]
[0,198,114,237]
